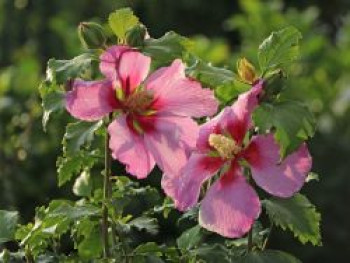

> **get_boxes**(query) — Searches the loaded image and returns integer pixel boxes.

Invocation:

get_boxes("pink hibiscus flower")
[165,81,312,238]
[65,45,218,179]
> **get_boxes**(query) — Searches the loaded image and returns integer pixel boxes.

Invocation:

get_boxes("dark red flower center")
[124,90,154,113]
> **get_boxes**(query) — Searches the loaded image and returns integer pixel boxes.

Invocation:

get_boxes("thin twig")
[25,246,34,263]
[247,228,253,252]
[102,115,112,258]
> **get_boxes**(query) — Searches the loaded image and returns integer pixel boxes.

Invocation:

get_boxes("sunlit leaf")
[49,203,99,220]
[63,121,103,156]
[78,228,103,259]
[108,8,139,41]
[215,80,250,104]
[57,150,98,187]
[39,80,65,130]
[263,194,321,246]
[253,101,316,157]
[188,60,235,88]
[47,53,96,84]
[258,26,302,74]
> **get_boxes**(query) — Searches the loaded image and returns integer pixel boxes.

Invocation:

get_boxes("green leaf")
[39,80,65,130]
[128,217,159,235]
[153,197,174,219]
[238,250,301,263]
[177,225,202,250]
[41,217,70,236]
[133,242,165,263]
[77,228,103,259]
[39,53,96,130]
[0,210,19,243]
[15,202,71,257]
[49,204,99,220]
[57,155,83,187]
[16,222,51,257]
[258,26,302,74]
[177,205,199,225]
[108,8,139,41]
[73,170,92,197]
[47,53,95,84]
[187,60,235,88]
[143,31,190,67]
[253,101,316,157]
[134,242,162,256]
[193,244,230,263]
[39,52,96,130]
[215,80,250,104]
[57,151,98,187]
[63,121,103,156]
[263,194,321,246]
[75,218,97,238]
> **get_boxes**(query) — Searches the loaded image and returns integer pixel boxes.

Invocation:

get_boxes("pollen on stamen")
[208,134,241,159]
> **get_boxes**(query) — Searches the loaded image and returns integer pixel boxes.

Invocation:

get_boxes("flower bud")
[126,24,148,47]
[78,22,107,49]
[237,57,258,84]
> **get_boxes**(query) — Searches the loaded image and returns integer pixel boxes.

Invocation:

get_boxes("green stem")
[25,246,34,263]
[102,116,112,258]
[247,228,253,252]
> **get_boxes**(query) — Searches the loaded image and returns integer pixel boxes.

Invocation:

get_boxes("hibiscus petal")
[195,109,225,152]
[118,50,151,94]
[65,79,117,121]
[146,59,218,117]
[99,45,131,81]
[196,81,263,148]
[145,59,184,90]
[165,153,224,211]
[144,115,199,176]
[226,80,264,143]
[243,134,312,198]
[199,163,261,238]
[108,116,155,179]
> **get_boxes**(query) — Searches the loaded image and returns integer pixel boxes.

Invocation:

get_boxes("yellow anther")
[237,57,258,84]
[208,134,241,159]
[115,86,125,101]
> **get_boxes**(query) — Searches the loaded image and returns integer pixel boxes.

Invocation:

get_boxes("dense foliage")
[1,0,349,262]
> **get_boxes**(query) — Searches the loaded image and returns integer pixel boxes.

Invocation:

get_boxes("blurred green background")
[0,0,349,262]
